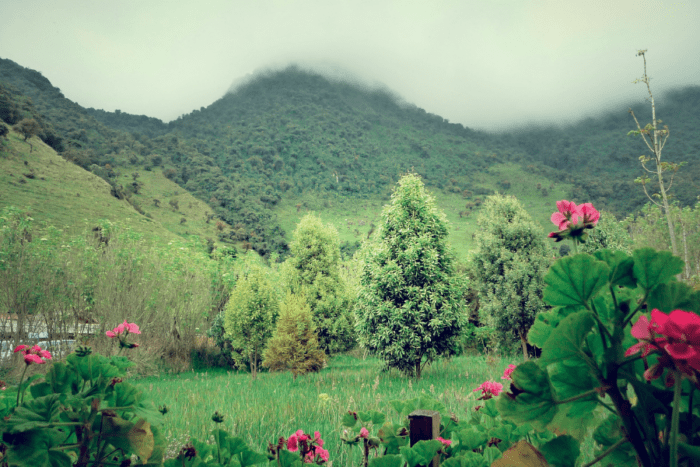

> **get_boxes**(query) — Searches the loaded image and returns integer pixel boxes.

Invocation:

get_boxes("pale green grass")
[134,355,518,465]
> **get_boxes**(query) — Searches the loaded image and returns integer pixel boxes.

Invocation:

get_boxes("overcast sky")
[1,0,698,131]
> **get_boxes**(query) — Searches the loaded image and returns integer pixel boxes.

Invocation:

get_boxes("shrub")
[224,265,279,379]
[262,292,326,379]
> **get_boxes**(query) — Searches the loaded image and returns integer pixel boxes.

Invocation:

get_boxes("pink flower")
[501,364,516,381]
[14,344,52,365]
[315,446,329,463]
[436,437,452,447]
[314,431,324,447]
[551,200,580,230]
[578,203,600,226]
[627,309,700,382]
[473,381,503,399]
[359,427,369,439]
[106,320,141,338]
[287,434,299,452]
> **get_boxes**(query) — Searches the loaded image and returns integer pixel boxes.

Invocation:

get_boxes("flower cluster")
[626,309,700,386]
[548,200,600,243]
[286,430,329,464]
[436,437,452,447]
[473,380,503,400]
[359,427,369,439]
[14,344,52,365]
[501,364,516,381]
[106,320,141,349]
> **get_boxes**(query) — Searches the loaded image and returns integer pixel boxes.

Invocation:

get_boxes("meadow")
[134,354,519,465]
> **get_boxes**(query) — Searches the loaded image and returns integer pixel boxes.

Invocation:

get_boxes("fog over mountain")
[1,0,698,131]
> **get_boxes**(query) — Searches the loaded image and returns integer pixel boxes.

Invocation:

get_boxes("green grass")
[0,129,230,246]
[133,354,519,464]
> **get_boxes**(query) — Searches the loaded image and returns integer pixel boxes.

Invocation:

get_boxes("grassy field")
[0,129,230,246]
[133,354,520,464]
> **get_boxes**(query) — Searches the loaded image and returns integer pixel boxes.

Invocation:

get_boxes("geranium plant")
[499,200,700,467]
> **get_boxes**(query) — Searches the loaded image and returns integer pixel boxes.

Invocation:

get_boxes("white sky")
[1,0,698,131]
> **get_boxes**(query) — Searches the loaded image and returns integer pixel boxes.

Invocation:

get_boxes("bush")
[262,292,326,379]
[223,265,279,379]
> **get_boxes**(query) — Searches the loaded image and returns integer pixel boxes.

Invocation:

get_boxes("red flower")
[501,364,516,381]
[287,434,299,452]
[314,431,324,447]
[437,437,452,447]
[627,309,700,383]
[473,381,503,399]
[551,200,580,230]
[14,344,52,365]
[578,203,600,225]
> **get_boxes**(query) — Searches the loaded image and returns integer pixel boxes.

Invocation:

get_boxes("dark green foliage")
[355,174,467,378]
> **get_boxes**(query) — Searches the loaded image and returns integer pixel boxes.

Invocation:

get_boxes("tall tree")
[471,194,549,359]
[13,118,41,152]
[355,173,466,378]
[224,265,278,379]
[285,214,354,353]
[628,49,684,256]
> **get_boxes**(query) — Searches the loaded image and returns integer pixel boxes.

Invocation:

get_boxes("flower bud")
[212,411,225,424]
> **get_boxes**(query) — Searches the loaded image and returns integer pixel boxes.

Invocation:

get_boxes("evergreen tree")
[286,214,354,353]
[355,173,466,378]
[262,292,326,379]
[224,265,278,379]
[471,194,549,359]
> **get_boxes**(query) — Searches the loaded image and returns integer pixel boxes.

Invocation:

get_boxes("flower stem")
[670,371,682,467]
[16,363,28,408]
[582,437,628,467]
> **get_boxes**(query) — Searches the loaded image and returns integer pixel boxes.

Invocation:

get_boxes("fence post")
[408,410,441,467]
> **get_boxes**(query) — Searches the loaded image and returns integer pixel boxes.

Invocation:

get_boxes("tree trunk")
[415,361,422,380]
[520,331,529,361]
[681,219,690,279]
[251,348,258,380]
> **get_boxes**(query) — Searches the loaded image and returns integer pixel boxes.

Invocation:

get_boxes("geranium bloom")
[501,364,516,381]
[626,309,700,385]
[551,200,580,230]
[287,434,299,452]
[14,344,52,365]
[106,320,141,338]
[437,437,452,447]
[578,203,600,226]
[473,381,503,399]
[314,431,324,447]
[359,427,369,439]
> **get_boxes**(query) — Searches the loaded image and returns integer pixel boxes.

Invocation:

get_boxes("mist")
[1,0,698,131]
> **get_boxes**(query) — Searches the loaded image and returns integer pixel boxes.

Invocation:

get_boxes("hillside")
[5,58,696,259]
[0,123,231,249]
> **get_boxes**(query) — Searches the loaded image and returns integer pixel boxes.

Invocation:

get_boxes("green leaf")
[550,362,598,418]
[29,382,53,399]
[400,440,442,467]
[538,435,580,467]
[3,429,72,467]
[540,311,596,364]
[278,449,303,467]
[594,249,636,288]
[544,254,609,307]
[496,361,557,429]
[456,429,488,451]
[377,422,408,454]
[358,410,386,426]
[341,411,358,428]
[632,248,683,291]
[679,442,700,461]
[481,398,499,418]
[6,394,62,433]
[368,454,404,467]
[527,306,583,348]
[238,449,269,466]
[647,281,695,313]
[44,362,76,395]
[443,453,489,467]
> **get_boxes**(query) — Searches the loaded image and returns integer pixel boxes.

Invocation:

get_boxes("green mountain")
[2,57,698,260]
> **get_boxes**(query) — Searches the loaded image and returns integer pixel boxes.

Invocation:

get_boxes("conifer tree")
[471,194,549,359]
[262,292,326,379]
[355,173,466,379]
[286,214,354,353]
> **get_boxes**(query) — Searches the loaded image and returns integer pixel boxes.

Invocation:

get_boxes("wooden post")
[409,410,441,467]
